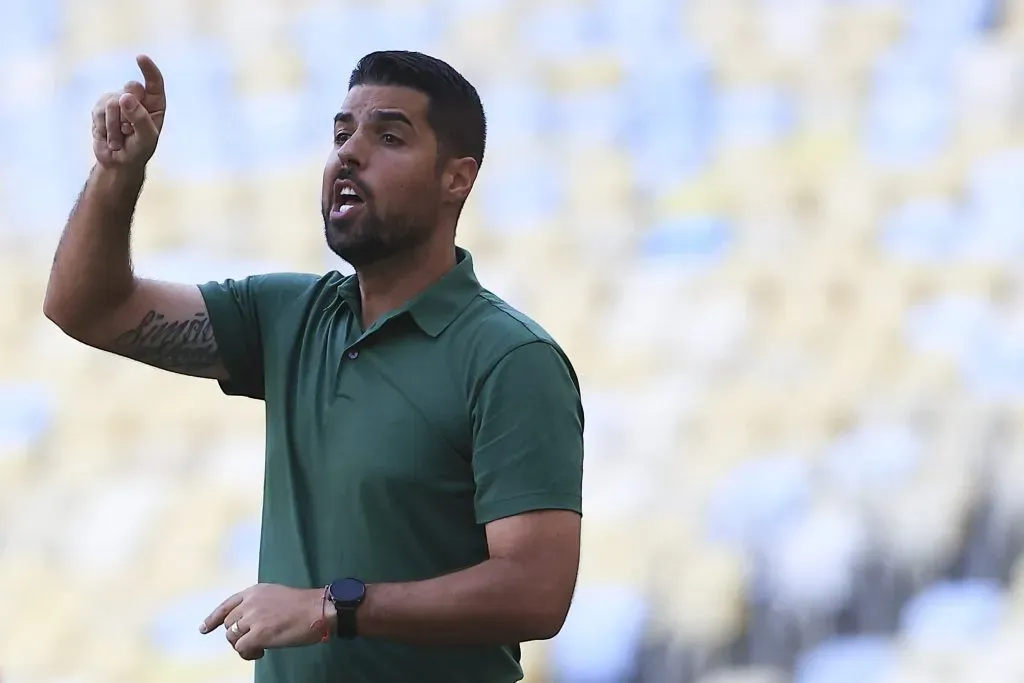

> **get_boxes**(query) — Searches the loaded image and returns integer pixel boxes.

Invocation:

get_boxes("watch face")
[330,578,366,604]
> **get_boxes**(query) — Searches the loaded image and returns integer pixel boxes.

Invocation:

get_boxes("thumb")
[119,93,159,144]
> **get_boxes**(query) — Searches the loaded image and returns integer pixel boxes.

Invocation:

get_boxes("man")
[44,51,584,683]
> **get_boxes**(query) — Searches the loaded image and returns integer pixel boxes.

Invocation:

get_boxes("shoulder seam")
[473,291,547,343]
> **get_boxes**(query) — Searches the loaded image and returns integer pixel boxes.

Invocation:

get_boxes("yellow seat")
[247,167,330,266]
[649,541,748,656]
[544,54,623,93]
[140,493,241,594]
[61,0,142,62]
[138,0,206,45]
[234,48,307,95]
[520,640,550,683]
[444,8,522,79]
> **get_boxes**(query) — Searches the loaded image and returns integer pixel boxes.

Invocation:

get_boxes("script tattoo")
[113,310,219,373]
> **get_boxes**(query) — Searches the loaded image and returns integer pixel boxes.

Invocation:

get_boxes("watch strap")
[335,604,359,639]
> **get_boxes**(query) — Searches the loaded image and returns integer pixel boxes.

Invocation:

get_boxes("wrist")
[323,590,338,634]
[326,578,369,639]
[91,164,146,199]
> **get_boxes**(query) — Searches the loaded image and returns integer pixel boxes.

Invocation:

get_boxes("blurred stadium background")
[3,0,1024,681]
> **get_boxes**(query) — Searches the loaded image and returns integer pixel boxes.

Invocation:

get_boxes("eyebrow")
[333,110,415,128]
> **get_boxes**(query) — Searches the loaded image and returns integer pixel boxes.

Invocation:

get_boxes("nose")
[336,134,365,169]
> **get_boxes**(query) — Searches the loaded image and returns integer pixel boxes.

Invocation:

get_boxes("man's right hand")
[91,54,166,171]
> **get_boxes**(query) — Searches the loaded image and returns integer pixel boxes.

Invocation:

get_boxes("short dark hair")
[349,51,487,168]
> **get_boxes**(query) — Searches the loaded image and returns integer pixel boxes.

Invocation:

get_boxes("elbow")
[532,617,567,642]
[521,597,572,642]
[43,291,80,338]
[42,290,68,331]
[43,294,92,344]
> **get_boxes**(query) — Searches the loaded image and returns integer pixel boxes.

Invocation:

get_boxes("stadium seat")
[705,454,812,556]
[549,583,649,683]
[900,579,1007,651]
[761,499,869,620]
[794,636,896,683]
[649,542,747,660]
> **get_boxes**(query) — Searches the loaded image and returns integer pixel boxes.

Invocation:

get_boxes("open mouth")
[331,179,366,219]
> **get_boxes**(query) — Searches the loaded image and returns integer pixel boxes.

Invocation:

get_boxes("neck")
[355,237,457,329]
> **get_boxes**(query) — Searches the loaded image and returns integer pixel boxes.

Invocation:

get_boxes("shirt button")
[347,350,359,359]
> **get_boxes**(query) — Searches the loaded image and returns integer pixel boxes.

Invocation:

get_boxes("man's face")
[322,85,443,267]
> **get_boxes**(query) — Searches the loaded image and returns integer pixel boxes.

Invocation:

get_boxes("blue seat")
[961,149,1024,262]
[821,420,923,500]
[715,86,795,148]
[478,82,551,149]
[900,579,1006,648]
[904,0,997,54]
[595,0,684,54]
[903,293,994,361]
[880,197,965,264]
[550,584,648,683]
[294,4,443,87]
[231,91,321,171]
[222,517,261,575]
[620,44,713,189]
[0,101,89,234]
[149,587,241,661]
[705,454,812,556]
[549,87,628,148]
[478,160,564,234]
[0,383,54,458]
[795,636,895,683]
[519,4,604,60]
[866,45,952,168]
[641,216,733,266]
[962,319,1024,402]
[0,0,60,56]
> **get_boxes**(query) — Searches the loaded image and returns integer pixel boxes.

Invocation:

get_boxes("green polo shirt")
[197,247,584,683]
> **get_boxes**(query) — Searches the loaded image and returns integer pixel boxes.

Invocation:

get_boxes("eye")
[334,131,350,145]
[382,133,401,145]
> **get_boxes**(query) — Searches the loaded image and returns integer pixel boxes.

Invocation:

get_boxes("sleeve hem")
[475,492,583,525]
[197,282,265,399]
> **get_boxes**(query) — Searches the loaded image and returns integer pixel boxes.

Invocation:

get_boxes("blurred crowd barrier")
[3,0,1024,681]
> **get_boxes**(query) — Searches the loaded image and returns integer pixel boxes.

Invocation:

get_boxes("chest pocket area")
[329,348,471,486]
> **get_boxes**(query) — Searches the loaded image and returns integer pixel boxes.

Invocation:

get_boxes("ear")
[441,157,479,205]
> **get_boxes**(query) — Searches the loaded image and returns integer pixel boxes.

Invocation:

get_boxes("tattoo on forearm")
[113,310,219,372]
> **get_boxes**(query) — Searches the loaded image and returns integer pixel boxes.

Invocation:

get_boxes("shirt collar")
[334,247,482,338]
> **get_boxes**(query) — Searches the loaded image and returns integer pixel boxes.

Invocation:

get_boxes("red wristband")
[309,584,331,643]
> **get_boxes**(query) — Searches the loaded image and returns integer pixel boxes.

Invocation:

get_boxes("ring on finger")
[230,621,242,635]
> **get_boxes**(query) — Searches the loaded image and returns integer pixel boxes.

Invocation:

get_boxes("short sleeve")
[198,273,318,400]
[471,341,584,524]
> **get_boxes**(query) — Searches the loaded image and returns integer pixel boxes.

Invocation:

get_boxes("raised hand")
[91,54,166,170]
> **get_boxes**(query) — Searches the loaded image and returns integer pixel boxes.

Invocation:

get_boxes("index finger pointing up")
[136,54,165,101]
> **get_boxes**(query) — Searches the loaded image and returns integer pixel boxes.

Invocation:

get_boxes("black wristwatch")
[328,578,367,639]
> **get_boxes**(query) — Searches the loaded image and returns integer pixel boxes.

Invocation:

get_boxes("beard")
[322,201,435,268]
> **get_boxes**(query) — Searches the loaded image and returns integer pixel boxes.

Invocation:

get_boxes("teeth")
[340,187,356,196]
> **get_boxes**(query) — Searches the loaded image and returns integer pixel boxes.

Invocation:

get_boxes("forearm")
[44,164,145,331]
[349,559,566,646]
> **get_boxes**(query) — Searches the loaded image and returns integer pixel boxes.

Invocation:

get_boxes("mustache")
[336,167,373,201]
